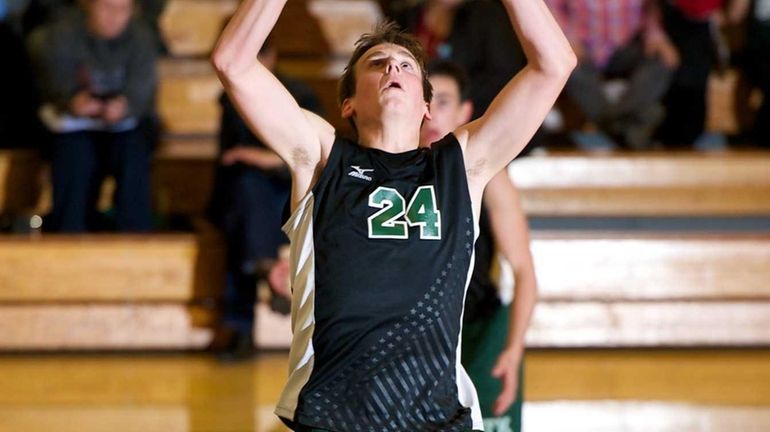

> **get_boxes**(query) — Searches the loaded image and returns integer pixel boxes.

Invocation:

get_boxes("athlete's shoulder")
[431,132,461,149]
[430,133,465,163]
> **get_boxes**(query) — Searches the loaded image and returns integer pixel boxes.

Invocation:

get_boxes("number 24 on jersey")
[368,186,442,240]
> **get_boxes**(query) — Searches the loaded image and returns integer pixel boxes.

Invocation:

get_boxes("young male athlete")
[421,61,538,432]
[212,0,574,429]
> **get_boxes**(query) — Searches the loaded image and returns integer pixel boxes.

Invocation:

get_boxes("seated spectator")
[1,5,44,149]
[22,0,166,51]
[28,0,157,232]
[391,0,540,147]
[731,0,770,147]
[390,0,463,60]
[658,0,726,148]
[1,0,30,32]
[448,0,527,120]
[545,0,679,150]
[207,37,322,358]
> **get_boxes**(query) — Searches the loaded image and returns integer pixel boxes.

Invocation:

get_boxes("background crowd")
[0,0,768,354]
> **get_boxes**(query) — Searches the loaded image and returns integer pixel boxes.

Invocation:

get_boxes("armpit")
[291,147,313,167]
[466,157,487,179]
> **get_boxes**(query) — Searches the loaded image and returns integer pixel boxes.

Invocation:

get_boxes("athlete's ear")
[341,98,355,119]
[459,100,473,124]
[424,102,432,121]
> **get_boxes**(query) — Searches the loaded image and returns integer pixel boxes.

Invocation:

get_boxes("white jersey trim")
[275,192,318,420]
[456,208,485,430]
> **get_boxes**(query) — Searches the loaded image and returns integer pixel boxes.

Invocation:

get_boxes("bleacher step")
[532,233,770,300]
[0,304,215,350]
[0,234,224,302]
[510,151,770,216]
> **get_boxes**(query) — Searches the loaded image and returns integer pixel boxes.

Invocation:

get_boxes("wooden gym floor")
[1,349,769,432]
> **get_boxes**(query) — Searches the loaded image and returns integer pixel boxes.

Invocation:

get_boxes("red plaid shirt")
[675,0,723,20]
[545,0,648,68]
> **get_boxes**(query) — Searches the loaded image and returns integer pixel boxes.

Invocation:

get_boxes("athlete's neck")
[356,115,421,153]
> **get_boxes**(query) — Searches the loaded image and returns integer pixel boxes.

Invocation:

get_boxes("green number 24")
[368,186,441,240]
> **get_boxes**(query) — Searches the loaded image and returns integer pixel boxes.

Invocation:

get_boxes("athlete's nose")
[385,57,401,74]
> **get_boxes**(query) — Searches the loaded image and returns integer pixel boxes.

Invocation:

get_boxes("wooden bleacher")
[528,233,770,347]
[151,149,770,217]
[153,137,217,217]
[0,150,42,216]
[6,147,770,350]
[509,151,770,216]
[0,231,224,350]
[258,233,770,349]
[157,59,222,136]
[156,0,375,137]
[531,232,770,301]
[159,0,237,58]
[0,304,215,350]
[3,0,769,353]
[0,233,223,302]
[6,148,769,220]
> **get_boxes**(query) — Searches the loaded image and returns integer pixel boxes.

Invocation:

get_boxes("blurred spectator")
[28,0,157,232]
[22,0,166,51]
[1,0,30,31]
[658,0,725,147]
[21,0,70,33]
[391,0,538,145]
[390,0,460,59]
[731,0,770,147]
[390,0,527,115]
[1,2,45,149]
[545,0,678,149]
[207,38,322,358]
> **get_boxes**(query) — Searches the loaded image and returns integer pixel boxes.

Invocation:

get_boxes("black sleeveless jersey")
[276,134,484,431]
[463,205,502,324]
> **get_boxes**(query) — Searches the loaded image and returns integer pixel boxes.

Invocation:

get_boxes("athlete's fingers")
[493,382,514,415]
[490,351,510,378]
[493,364,517,416]
[491,359,505,378]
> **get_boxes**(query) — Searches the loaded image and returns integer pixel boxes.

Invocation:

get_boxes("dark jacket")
[28,9,157,118]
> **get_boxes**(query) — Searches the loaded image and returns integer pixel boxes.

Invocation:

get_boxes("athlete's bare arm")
[484,170,538,416]
[211,0,335,206]
[454,0,575,198]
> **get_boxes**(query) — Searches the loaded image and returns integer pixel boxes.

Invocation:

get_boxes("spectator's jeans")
[49,127,152,233]
[209,164,290,333]
[659,4,716,146]
[566,35,674,128]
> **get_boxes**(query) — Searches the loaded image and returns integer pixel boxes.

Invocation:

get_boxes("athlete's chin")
[380,94,407,107]
[380,102,419,120]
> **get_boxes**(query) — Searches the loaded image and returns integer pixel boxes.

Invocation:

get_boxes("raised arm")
[455,0,575,196]
[211,0,334,203]
[484,170,538,416]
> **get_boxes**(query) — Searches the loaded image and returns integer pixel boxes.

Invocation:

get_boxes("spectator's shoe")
[694,133,728,152]
[211,327,257,362]
[219,331,257,362]
[570,130,619,152]
[622,104,665,151]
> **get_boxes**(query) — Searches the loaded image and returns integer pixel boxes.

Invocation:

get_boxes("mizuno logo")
[348,165,374,181]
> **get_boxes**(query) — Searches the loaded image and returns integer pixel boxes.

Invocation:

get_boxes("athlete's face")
[420,75,472,147]
[342,43,430,128]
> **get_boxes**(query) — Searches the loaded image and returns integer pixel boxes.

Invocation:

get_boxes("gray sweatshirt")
[29,9,157,119]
